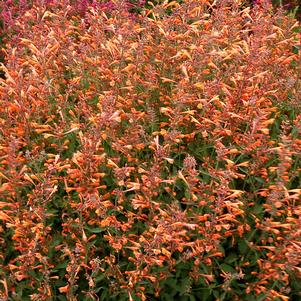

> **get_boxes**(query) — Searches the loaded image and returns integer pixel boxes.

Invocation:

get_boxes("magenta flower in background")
[252,0,273,7]
[0,0,146,34]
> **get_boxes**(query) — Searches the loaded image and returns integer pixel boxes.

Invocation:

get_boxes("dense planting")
[0,0,300,300]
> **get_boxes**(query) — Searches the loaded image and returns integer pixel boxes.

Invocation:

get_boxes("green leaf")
[252,204,263,215]
[95,274,106,282]
[84,225,105,233]
[225,253,237,264]
[292,45,300,54]
[161,293,174,301]
[213,290,220,298]
[50,236,62,247]
[238,239,249,255]
[291,60,297,67]
[184,189,191,199]
[53,261,68,271]
[292,26,301,33]
[189,295,196,301]
[245,295,259,301]
[166,278,179,292]
[220,263,236,273]
[193,288,211,301]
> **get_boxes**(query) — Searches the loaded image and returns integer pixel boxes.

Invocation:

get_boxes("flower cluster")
[0,0,300,300]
